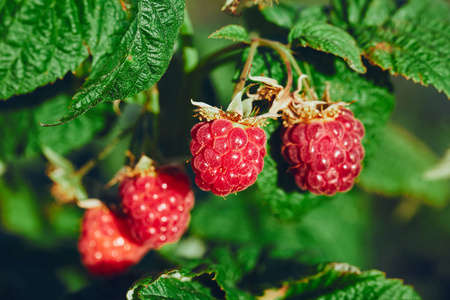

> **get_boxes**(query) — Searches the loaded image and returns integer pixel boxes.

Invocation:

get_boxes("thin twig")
[75,127,133,177]
[232,39,260,98]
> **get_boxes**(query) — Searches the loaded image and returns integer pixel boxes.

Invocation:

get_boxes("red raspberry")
[190,119,267,196]
[78,207,149,276]
[118,166,194,248]
[281,109,365,195]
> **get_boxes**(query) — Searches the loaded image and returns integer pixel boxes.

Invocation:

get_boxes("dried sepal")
[191,95,278,127]
[106,155,156,188]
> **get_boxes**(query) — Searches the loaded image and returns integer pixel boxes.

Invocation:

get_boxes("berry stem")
[258,39,293,93]
[232,38,259,99]
[263,40,318,100]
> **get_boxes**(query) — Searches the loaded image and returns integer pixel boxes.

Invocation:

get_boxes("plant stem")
[286,50,317,100]
[258,39,294,92]
[75,127,133,177]
[232,38,259,98]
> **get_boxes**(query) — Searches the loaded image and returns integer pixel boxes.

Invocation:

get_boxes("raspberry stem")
[232,38,259,99]
[259,39,317,101]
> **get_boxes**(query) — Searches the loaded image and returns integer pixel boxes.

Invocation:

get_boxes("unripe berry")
[190,119,267,196]
[282,109,365,195]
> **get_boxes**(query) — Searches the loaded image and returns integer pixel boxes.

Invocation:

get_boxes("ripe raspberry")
[281,109,365,195]
[78,207,149,276]
[190,119,267,196]
[118,165,194,248]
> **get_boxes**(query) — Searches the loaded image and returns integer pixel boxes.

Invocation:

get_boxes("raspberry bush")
[0,0,449,299]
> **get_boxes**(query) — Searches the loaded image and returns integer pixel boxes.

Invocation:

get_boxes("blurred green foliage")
[0,0,449,299]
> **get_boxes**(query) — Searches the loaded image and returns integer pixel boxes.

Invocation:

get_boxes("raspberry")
[78,207,149,276]
[281,109,365,195]
[190,119,267,196]
[118,165,194,248]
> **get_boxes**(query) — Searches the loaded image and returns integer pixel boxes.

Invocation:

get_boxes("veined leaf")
[46,0,185,126]
[0,0,128,100]
[209,25,250,43]
[128,260,254,300]
[0,94,110,159]
[289,21,366,73]
[358,123,450,207]
[333,0,450,97]
[281,263,421,299]
[127,265,217,300]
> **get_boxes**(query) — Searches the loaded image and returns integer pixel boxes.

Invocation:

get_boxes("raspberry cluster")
[281,109,365,195]
[78,164,194,276]
[118,166,194,248]
[190,119,267,196]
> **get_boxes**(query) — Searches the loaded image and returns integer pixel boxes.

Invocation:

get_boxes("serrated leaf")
[0,0,89,99]
[288,21,366,73]
[358,123,449,207]
[127,266,217,300]
[0,94,110,159]
[282,263,421,299]
[49,0,185,126]
[209,25,250,43]
[128,260,255,300]
[356,21,450,97]
[0,0,128,100]
[335,0,450,97]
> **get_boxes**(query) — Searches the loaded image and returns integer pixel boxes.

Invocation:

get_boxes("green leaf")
[282,263,421,299]
[209,25,250,43]
[0,0,92,99]
[288,21,366,73]
[358,123,450,207]
[338,0,450,97]
[49,0,185,126]
[127,266,217,300]
[0,177,44,240]
[331,0,396,28]
[259,2,299,29]
[0,94,110,159]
